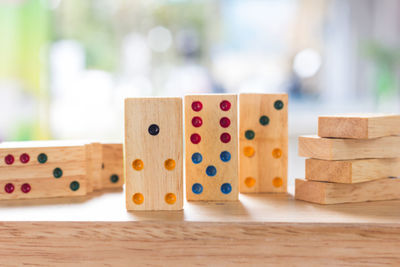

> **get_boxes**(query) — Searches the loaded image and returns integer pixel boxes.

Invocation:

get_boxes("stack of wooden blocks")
[296,114,400,204]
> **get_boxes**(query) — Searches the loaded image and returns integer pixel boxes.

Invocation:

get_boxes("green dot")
[274,100,284,110]
[259,116,270,126]
[53,168,63,179]
[37,153,48,164]
[70,181,80,191]
[110,174,119,184]
[245,130,255,140]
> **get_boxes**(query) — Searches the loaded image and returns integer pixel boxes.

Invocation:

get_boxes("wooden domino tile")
[0,141,87,200]
[318,114,400,139]
[239,93,288,193]
[124,98,183,210]
[101,143,124,189]
[185,94,238,201]
[85,142,102,192]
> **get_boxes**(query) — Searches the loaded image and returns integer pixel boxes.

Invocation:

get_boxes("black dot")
[110,174,119,183]
[148,124,160,136]
[274,100,284,110]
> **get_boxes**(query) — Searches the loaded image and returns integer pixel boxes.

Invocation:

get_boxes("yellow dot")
[244,177,256,188]
[132,193,144,204]
[165,193,177,205]
[132,159,144,171]
[243,146,255,157]
[272,148,282,159]
[273,177,283,188]
[164,159,176,170]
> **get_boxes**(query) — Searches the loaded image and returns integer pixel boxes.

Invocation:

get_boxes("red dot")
[5,154,14,165]
[192,116,203,127]
[21,183,31,193]
[190,133,201,144]
[220,133,231,143]
[192,101,203,112]
[4,183,14,194]
[20,153,30,164]
[220,117,231,128]
[220,100,231,111]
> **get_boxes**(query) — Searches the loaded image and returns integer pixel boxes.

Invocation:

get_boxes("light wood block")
[85,142,102,192]
[101,143,124,189]
[295,178,400,204]
[318,114,400,139]
[124,97,183,210]
[298,135,400,160]
[185,94,238,201]
[239,93,288,193]
[306,158,400,183]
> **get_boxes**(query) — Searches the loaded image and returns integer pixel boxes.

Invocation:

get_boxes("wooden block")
[0,141,87,200]
[101,143,124,189]
[239,93,288,193]
[295,178,400,204]
[85,143,103,192]
[185,94,238,201]
[306,158,400,183]
[124,98,183,210]
[298,135,400,160]
[318,114,400,139]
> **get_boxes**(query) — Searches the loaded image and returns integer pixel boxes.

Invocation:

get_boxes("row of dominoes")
[0,141,124,200]
[295,114,400,204]
[124,93,288,210]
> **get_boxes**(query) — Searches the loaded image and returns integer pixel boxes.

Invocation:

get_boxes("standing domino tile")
[239,93,288,193]
[185,94,238,201]
[124,98,183,210]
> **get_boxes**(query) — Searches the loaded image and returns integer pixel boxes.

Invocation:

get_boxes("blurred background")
[0,0,399,142]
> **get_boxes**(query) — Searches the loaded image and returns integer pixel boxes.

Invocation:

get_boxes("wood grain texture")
[295,178,400,204]
[239,93,288,193]
[306,158,400,183]
[185,94,238,201]
[318,114,400,139]
[101,143,124,189]
[298,135,400,160]
[85,142,102,192]
[125,98,183,210]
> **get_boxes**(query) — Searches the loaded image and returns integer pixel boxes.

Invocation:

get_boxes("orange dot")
[243,146,255,157]
[273,177,283,188]
[244,177,256,188]
[164,159,176,170]
[272,148,282,159]
[132,159,144,171]
[132,193,144,204]
[165,193,177,205]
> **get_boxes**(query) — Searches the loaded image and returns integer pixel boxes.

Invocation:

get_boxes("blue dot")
[221,183,232,194]
[192,183,203,194]
[191,152,202,164]
[220,151,231,162]
[206,165,217,177]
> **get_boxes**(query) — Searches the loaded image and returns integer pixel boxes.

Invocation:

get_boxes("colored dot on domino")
[132,159,144,171]
[148,124,160,136]
[37,153,48,164]
[132,193,144,204]
[220,133,231,143]
[70,181,80,191]
[20,153,30,164]
[164,159,176,170]
[5,154,14,165]
[53,167,63,179]
[273,177,283,188]
[190,133,201,144]
[110,174,119,183]
[219,117,231,128]
[192,183,203,194]
[192,101,203,112]
[206,165,217,177]
[245,130,255,140]
[220,151,231,162]
[243,146,255,157]
[191,152,203,164]
[192,116,203,127]
[21,183,31,193]
[274,100,284,110]
[220,100,231,111]
[221,183,232,194]
[259,115,270,126]
[165,193,177,205]
[272,148,282,159]
[4,183,14,194]
[245,177,256,188]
